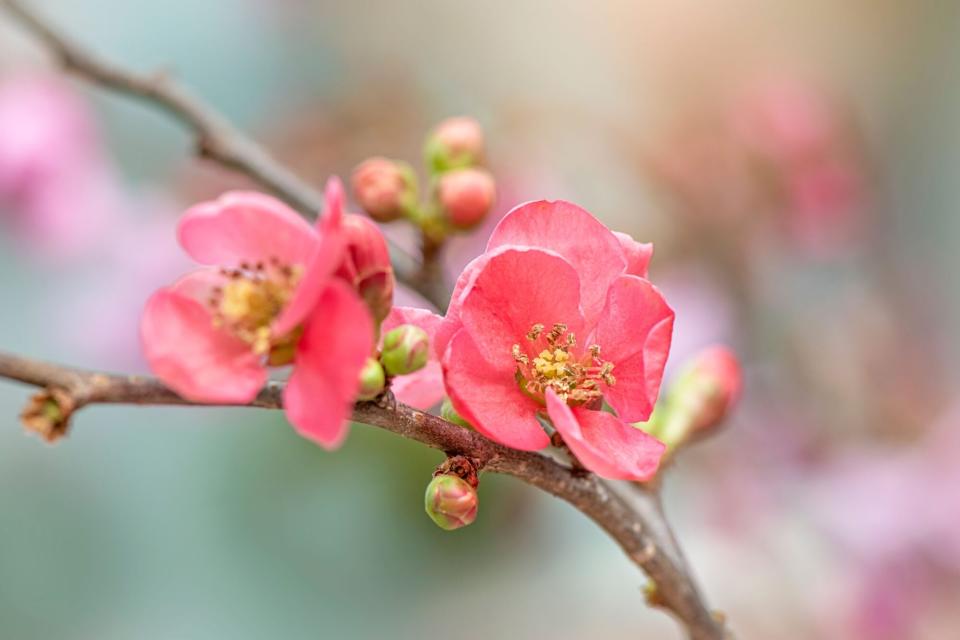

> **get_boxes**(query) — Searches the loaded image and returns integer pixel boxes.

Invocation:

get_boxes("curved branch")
[0,0,437,308]
[0,350,725,639]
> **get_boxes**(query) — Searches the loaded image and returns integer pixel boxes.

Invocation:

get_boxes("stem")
[0,350,725,639]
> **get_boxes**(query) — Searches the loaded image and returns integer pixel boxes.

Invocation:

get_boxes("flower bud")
[424,116,484,172]
[350,157,416,222]
[380,324,429,376]
[655,346,743,451]
[20,388,75,443]
[357,357,386,401]
[440,398,472,428]
[336,213,395,324]
[437,168,495,229]
[424,473,478,530]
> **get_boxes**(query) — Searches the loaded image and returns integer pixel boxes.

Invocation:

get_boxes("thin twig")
[0,0,440,309]
[0,350,725,639]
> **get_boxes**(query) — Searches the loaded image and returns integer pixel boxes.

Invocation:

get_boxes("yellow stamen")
[512,322,616,406]
[208,259,304,358]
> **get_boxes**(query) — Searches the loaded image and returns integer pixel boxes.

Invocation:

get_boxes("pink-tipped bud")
[424,474,478,531]
[380,324,429,376]
[654,346,743,451]
[437,168,495,229]
[351,157,415,222]
[685,346,743,432]
[425,116,485,172]
[336,213,395,324]
[357,357,386,401]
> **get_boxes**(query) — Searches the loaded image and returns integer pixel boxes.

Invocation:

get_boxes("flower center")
[512,322,616,406]
[207,258,303,358]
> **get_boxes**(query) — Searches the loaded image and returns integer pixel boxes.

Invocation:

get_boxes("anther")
[526,324,544,341]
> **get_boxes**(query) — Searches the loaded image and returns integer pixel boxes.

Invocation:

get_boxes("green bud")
[357,357,386,401]
[424,474,478,531]
[380,324,429,376]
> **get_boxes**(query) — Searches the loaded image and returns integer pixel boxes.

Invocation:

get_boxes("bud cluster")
[350,116,496,244]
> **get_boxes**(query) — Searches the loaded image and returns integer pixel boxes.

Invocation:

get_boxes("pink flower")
[141,178,374,448]
[438,200,672,480]
[381,306,445,409]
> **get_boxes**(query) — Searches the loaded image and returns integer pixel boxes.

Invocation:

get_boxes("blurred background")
[1,1,959,638]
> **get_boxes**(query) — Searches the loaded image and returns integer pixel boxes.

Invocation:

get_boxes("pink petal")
[168,268,226,302]
[177,191,318,268]
[443,328,549,451]
[390,362,445,410]
[613,231,653,278]
[141,287,266,403]
[459,246,584,370]
[434,251,492,359]
[546,389,665,481]
[486,200,626,324]
[594,275,674,422]
[271,224,345,338]
[383,306,444,346]
[284,280,374,449]
[382,305,446,409]
[318,176,345,232]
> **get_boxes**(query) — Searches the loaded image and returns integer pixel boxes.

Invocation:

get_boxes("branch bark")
[0,0,439,309]
[0,350,725,639]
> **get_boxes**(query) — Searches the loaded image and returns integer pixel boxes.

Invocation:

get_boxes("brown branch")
[0,350,726,639]
[0,0,439,309]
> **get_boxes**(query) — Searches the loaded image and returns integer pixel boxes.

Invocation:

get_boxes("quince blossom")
[141,179,373,448]
[437,201,671,480]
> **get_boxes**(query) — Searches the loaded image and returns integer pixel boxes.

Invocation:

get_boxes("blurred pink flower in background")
[731,74,867,254]
[644,70,868,257]
[812,402,960,638]
[0,73,120,259]
[656,267,735,373]
[61,190,191,370]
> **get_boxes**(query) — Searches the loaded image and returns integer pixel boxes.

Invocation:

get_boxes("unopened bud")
[438,168,495,229]
[20,388,75,443]
[357,357,386,401]
[351,157,416,222]
[424,473,478,530]
[656,346,743,451]
[425,116,485,172]
[336,213,395,324]
[440,398,472,428]
[380,324,429,376]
